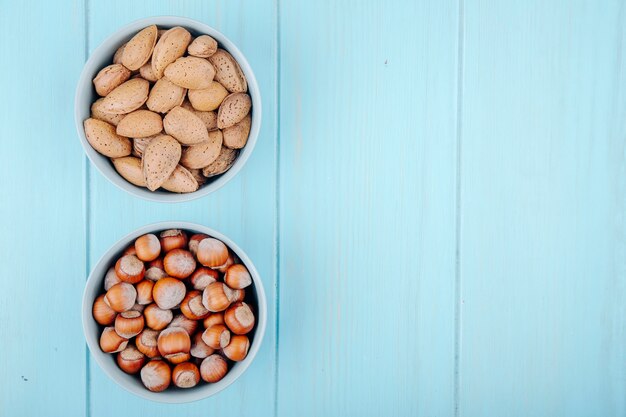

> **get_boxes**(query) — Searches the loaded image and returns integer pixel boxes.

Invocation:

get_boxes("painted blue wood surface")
[0,0,624,416]
[459,2,626,416]
[0,1,87,415]
[277,1,458,416]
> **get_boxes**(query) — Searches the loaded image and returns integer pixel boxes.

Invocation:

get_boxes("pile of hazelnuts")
[92,229,256,392]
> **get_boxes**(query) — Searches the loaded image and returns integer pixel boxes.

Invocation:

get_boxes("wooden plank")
[86,2,277,415]
[0,0,87,415]
[277,1,459,416]
[459,1,626,416]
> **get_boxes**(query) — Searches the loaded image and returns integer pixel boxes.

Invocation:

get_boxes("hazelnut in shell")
[172,362,200,388]
[115,254,145,284]
[93,294,117,325]
[163,249,196,279]
[134,233,161,262]
[222,334,250,361]
[160,229,188,252]
[104,282,137,312]
[114,310,145,338]
[196,238,229,268]
[144,303,173,330]
[224,302,255,335]
[200,354,228,383]
[157,327,191,364]
[141,360,171,392]
[116,346,146,374]
[153,277,186,310]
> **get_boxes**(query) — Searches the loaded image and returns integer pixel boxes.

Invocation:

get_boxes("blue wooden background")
[0,0,624,416]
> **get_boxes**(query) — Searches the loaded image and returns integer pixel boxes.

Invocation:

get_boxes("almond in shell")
[217,93,251,129]
[163,106,209,145]
[121,25,158,70]
[116,110,163,138]
[164,57,215,89]
[222,114,251,149]
[181,101,217,131]
[188,168,207,186]
[141,134,182,191]
[112,156,146,187]
[93,64,131,97]
[180,130,223,169]
[188,81,228,111]
[100,78,150,115]
[201,146,238,178]
[151,27,192,79]
[91,98,124,126]
[113,42,127,65]
[146,78,186,113]
[187,35,218,58]
[84,118,132,158]
[139,62,158,82]
[161,165,199,193]
[132,136,156,157]
[208,49,247,93]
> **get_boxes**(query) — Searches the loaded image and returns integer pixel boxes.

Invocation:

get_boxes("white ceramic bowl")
[75,17,262,203]
[82,222,267,403]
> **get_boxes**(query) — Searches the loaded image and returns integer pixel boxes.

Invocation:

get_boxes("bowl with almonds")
[82,222,267,402]
[75,17,261,202]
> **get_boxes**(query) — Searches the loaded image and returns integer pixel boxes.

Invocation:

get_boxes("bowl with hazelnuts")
[82,222,267,402]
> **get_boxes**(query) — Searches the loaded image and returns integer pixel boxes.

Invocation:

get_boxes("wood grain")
[277,1,459,416]
[459,1,626,416]
[85,2,277,416]
[0,0,87,415]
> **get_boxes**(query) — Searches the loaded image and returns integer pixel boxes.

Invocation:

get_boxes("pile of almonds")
[93,229,256,392]
[84,25,252,193]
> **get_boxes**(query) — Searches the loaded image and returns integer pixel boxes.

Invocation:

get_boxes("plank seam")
[273,0,281,416]
[454,0,464,416]
[83,0,91,415]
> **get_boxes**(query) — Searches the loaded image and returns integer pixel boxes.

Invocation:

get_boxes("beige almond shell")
[187,35,218,58]
[163,106,209,145]
[208,49,248,93]
[132,136,157,157]
[161,165,199,193]
[164,57,215,90]
[93,64,131,97]
[146,78,187,114]
[121,25,158,71]
[141,135,182,191]
[181,101,217,131]
[188,168,207,186]
[222,114,251,149]
[112,156,147,187]
[151,27,192,79]
[217,93,251,129]
[113,42,127,65]
[201,146,238,178]
[188,81,229,112]
[91,98,125,126]
[84,118,132,158]
[139,62,158,82]
[100,78,150,115]
[180,130,223,169]
[116,110,163,138]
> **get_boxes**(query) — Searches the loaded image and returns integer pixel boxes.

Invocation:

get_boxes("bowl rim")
[81,221,268,403]
[74,16,262,203]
